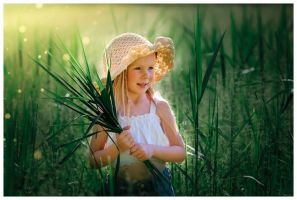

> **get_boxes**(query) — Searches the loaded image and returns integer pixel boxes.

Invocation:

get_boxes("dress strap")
[149,100,157,114]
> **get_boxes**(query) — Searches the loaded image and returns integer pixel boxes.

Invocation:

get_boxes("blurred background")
[4,4,293,196]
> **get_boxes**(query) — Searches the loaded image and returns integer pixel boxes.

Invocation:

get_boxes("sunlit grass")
[4,4,293,196]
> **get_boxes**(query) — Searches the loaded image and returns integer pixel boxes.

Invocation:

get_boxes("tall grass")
[162,4,292,196]
[4,4,293,196]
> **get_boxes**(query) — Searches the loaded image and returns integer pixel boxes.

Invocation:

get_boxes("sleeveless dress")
[106,99,175,196]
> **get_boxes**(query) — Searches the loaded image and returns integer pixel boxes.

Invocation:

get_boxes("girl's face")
[127,53,156,97]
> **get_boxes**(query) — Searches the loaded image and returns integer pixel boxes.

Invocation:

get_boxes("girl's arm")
[130,100,186,163]
[89,125,135,168]
[89,125,118,168]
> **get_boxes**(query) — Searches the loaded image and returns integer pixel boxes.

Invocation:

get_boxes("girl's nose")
[141,69,150,78]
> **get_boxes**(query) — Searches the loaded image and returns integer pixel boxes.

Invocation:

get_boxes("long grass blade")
[198,31,226,105]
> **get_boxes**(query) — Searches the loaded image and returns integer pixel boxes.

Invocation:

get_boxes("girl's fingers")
[138,155,145,161]
[127,132,134,140]
[130,145,141,155]
[122,131,129,137]
[128,138,135,146]
[123,134,133,144]
[116,130,137,151]
[122,125,131,131]
[116,132,134,151]
[131,151,145,161]
[129,142,134,148]
[118,131,132,141]
[129,145,137,153]
[131,150,142,158]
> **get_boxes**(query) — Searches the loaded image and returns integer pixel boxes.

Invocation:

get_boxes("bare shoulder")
[154,96,181,144]
[155,99,175,121]
[156,99,171,113]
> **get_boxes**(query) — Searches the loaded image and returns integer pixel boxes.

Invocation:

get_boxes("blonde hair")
[113,70,155,117]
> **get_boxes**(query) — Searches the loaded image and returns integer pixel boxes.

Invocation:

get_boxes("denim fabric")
[152,167,175,196]
[114,167,175,196]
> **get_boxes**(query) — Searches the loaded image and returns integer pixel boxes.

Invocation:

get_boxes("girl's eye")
[148,66,154,70]
[134,67,141,70]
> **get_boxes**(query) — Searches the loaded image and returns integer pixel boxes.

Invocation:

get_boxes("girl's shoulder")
[152,91,167,104]
[152,92,174,119]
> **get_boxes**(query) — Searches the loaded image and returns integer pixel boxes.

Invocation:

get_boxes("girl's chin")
[128,88,149,96]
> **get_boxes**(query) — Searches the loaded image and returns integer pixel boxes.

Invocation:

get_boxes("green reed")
[4,4,293,196]
[162,4,292,196]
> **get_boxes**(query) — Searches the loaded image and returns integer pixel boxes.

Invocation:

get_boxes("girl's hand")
[129,143,154,161]
[116,126,135,152]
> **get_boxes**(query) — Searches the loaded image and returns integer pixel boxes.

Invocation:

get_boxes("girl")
[89,33,185,196]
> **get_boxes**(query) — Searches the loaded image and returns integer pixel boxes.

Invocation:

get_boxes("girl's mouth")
[137,83,149,88]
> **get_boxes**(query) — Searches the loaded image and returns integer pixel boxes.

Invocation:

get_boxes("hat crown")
[101,32,174,81]
[104,33,153,71]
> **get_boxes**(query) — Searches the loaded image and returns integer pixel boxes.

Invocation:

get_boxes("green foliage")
[4,4,293,196]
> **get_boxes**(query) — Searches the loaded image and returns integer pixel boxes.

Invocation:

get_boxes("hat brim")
[101,36,174,82]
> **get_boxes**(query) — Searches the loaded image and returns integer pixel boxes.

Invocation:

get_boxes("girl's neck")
[128,92,148,105]
[122,93,152,117]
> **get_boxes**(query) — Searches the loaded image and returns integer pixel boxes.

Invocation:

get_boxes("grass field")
[3,4,293,196]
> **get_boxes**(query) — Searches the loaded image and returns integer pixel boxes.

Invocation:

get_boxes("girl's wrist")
[150,144,156,157]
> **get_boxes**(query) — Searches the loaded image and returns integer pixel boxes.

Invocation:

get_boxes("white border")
[0,0,295,4]
[1,1,296,199]
[0,2,4,198]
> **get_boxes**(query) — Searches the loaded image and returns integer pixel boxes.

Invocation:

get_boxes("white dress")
[106,99,170,181]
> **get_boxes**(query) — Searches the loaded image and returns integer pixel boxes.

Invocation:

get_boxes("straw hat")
[102,32,174,82]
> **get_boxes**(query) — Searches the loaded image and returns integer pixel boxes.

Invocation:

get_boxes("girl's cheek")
[132,71,140,77]
[128,71,139,80]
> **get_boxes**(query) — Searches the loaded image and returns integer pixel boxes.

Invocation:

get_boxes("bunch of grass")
[32,34,170,194]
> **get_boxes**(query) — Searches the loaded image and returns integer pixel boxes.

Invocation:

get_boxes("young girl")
[89,33,185,196]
